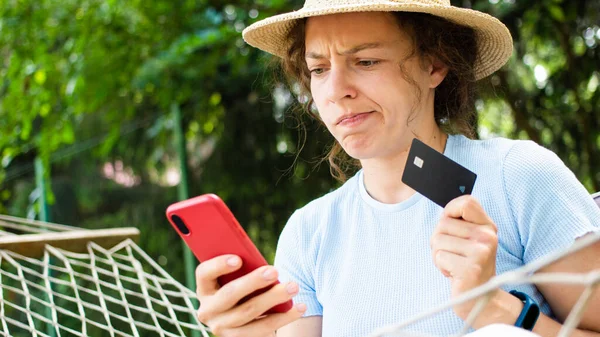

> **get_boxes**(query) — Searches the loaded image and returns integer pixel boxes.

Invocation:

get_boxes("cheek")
[310,87,335,126]
[316,109,336,132]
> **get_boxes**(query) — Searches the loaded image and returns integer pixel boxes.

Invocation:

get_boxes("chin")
[339,135,382,160]
[341,145,378,160]
[342,139,407,161]
[340,133,391,160]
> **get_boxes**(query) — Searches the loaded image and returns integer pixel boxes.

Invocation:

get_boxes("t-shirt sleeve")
[274,210,323,317]
[502,140,600,265]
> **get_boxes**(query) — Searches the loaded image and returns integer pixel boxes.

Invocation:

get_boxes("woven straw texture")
[242,0,513,80]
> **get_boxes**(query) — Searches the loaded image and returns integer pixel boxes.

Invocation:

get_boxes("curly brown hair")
[277,12,479,182]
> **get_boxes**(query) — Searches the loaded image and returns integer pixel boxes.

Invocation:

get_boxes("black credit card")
[401,138,477,207]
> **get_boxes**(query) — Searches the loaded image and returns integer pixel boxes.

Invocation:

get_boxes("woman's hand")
[195,255,307,337]
[430,195,499,318]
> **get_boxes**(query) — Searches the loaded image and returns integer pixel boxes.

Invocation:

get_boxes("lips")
[336,111,374,125]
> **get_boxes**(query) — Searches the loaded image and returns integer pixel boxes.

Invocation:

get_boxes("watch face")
[522,303,540,331]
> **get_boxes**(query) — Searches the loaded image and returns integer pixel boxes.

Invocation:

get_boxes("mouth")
[336,111,374,126]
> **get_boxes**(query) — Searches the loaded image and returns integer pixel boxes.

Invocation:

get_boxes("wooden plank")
[0,220,52,234]
[0,214,82,232]
[0,228,140,258]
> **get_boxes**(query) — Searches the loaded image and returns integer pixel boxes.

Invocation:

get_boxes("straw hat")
[242,0,513,80]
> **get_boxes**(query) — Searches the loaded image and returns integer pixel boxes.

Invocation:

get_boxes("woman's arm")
[535,235,600,333]
[431,193,600,336]
[466,236,600,336]
[277,316,323,337]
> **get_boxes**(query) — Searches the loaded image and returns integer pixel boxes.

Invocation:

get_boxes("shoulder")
[452,134,535,159]
[451,135,563,175]
[471,137,574,182]
[449,135,582,214]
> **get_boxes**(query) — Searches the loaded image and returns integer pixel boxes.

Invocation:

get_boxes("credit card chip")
[414,156,424,168]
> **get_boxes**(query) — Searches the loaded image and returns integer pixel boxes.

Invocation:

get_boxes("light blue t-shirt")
[274,135,600,337]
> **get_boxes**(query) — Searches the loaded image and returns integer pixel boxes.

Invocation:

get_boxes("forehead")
[304,12,405,49]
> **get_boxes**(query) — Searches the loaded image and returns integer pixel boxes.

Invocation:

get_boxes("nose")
[325,66,358,104]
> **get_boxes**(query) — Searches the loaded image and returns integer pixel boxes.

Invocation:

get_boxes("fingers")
[431,234,470,257]
[444,196,494,227]
[210,302,307,337]
[434,250,473,278]
[194,256,306,336]
[196,255,242,297]
[434,249,497,319]
[432,196,498,282]
[241,304,307,335]
[208,265,282,314]
[434,196,499,318]
[434,216,497,245]
[211,281,301,329]
[431,234,495,265]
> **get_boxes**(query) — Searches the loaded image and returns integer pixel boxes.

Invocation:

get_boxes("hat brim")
[242,2,513,80]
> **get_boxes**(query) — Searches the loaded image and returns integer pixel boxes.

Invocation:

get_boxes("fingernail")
[296,303,307,312]
[286,282,298,294]
[262,268,276,280]
[227,256,239,267]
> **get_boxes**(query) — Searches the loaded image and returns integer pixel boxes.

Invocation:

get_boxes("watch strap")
[509,290,540,331]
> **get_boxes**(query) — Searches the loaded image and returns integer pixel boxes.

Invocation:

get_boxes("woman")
[194,0,600,336]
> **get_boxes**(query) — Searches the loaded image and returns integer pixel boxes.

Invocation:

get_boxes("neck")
[361,129,448,204]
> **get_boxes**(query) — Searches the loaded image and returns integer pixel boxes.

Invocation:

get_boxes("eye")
[310,68,325,75]
[358,60,380,67]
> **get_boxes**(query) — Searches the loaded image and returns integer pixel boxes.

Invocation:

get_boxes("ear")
[427,56,449,89]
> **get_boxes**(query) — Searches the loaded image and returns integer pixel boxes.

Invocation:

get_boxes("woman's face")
[305,12,447,160]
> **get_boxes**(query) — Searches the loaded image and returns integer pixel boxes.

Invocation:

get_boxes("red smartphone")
[166,193,293,314]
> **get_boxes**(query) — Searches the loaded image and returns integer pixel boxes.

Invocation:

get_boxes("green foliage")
[1,0,323,299]
[470,0,600,191]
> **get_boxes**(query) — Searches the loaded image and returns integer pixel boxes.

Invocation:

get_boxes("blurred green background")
[0,0,599,334]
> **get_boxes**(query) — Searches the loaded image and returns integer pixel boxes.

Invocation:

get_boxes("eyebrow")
[305,42,384,59]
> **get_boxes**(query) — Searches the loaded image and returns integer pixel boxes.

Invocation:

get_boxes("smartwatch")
[509,290,540,331]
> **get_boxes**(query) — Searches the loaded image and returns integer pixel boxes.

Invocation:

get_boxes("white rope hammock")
[0,214,209,337]
[0,239,210,337]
